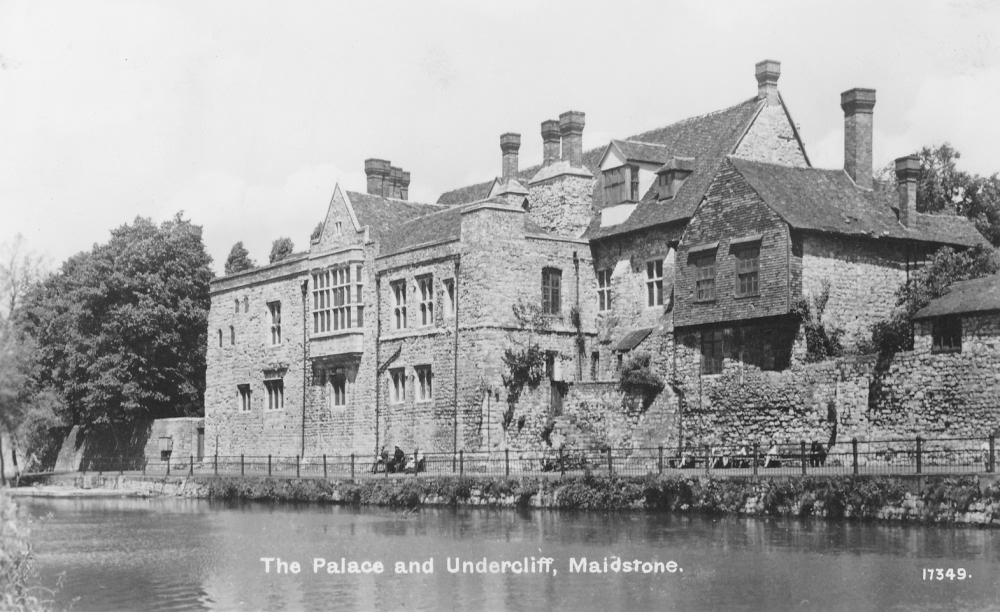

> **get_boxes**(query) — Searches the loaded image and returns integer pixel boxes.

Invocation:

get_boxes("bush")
[618,353,664,400]
[1,492,49,611]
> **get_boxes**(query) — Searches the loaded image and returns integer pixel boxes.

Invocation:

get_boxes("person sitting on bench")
[765,440,781,468]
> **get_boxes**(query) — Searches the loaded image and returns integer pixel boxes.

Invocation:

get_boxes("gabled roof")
[606,140,672,165]
[583,97,766,239]
[379,199,548,256]
[726,157,985,247]
[912,274,1000,320]
[437,97,766,239]
[346,191,443,242]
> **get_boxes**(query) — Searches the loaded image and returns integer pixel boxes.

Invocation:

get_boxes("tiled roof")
[437,97,765,241]
[727,158,985,247]
[584,98,765,239]
[612,140,672,164]
[912,274,1000,319]
[347,191,443,242]
[380,199,549,256]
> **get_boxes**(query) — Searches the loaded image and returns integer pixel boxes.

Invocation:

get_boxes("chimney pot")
[841,87,876,189]
[754,59,781,105]
[541,120,560,167]
[500,133,521,180]
[559,111,585,167]
[389,166,403,198]
[895,155,920,228]
[364,158,391,196]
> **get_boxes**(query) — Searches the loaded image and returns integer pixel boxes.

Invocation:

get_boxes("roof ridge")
[345,189,442,208]
[628,96,763,142]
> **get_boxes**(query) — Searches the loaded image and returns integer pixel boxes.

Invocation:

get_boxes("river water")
[15,497,1000,612]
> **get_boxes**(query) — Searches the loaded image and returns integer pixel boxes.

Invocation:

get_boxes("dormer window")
[656,157,695,200]
[603,165,640,206]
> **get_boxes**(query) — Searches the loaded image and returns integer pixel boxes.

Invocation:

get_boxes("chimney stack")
[895,155,919,228]
[389,166,404,198]
[559,111,585,168]
[500,133,521,180]
[841,88,877,189]
[541,120,560,167]
[400,171,410,201]
[755,60,781,106]
[364,158,391,196]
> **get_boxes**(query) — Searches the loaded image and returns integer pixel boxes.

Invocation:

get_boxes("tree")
[224,241,256,275]
[0,234,47,322]
[17,214,213,425]
[310,222,323,242]
[876,143,1000,246]
[269,237,294,264]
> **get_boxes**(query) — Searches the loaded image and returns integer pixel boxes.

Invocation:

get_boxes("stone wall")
[800,233,908,350]
[527,175,596,238]
[143,418,204,461]
[733,103,808,167]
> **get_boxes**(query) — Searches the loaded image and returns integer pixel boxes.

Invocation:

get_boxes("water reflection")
[18,497,1000,612]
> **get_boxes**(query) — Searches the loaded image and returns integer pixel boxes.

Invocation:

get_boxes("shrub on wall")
[617,353,663,405]
[0,492,48,612]
[793,279,844,362]
[500,300,551,431]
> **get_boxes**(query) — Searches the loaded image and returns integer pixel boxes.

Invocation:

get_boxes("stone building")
[204,60,988,459]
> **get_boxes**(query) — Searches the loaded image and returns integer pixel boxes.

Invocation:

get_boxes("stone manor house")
[205,60,993,460]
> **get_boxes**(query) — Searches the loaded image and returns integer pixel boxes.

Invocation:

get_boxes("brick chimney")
[364,158,391,196]
[541,120,560,167]
[400,171,410,201]
[841,88,877,189]
[500,133,521,180]
[755,60,781,106]
[559,111,585,168]
[895,155,920,228]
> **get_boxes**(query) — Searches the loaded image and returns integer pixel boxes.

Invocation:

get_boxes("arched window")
[230,326,235,345]
[217,329,223,347]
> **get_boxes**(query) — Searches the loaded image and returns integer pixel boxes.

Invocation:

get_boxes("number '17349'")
[923,568,968,580]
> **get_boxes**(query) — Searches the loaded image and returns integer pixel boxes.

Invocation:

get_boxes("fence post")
[268,454,272,477]
[189,455,194,476]
[166,457,170,477]
[752,442,759,476]
[916,436,922,475]
[350,454,355,480]
[296,455,300,479]
[214,453,218,476]
[852,438,858,475]
[559,448,565,477]
[800,441,807,475]
[452,452,457,474]
[323,454,328,479]
[240,454,245,476]
[704,445,711,476]
[505,448,510,477]
[142,458,147,476]
[658,446,664,475]
[459,450,464,476]
[414,450,419,477]
[990,435,996,474]
[118,457,123,476]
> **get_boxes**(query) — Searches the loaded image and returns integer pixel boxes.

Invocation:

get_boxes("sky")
[1,0,999,276]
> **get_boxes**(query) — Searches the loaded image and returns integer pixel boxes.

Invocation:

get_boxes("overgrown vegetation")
[500,299,551,431]
[865,245,999,366]
[0,492,49,611]
[617,352,663,406]
[792,279,844,362]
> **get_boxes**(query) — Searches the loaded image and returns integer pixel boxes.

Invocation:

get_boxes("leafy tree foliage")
[224,241,256,275]
[792,279,844,362]
[876,143,1000,246]
[269,237,294,264]
[618,352,664,399]
[17,214,212,425]
[310,222,323,242]
[868,245,999,360]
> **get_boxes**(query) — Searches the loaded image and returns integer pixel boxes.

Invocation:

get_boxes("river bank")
[13,472,1000,527]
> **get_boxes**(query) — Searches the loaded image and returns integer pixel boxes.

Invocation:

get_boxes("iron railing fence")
[79,435,996,480]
